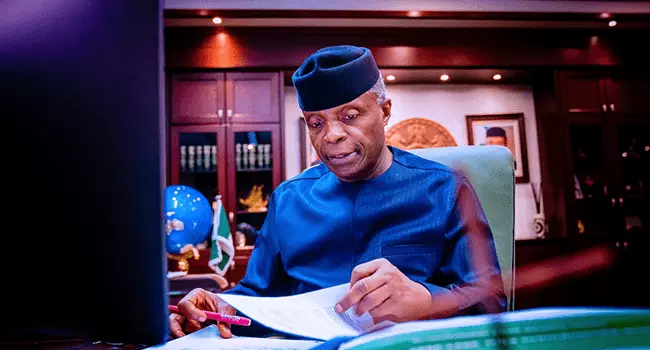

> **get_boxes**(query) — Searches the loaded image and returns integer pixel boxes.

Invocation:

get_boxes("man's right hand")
[169,288,236,339]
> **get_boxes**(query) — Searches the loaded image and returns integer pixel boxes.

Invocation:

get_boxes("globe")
[164,185,213,254]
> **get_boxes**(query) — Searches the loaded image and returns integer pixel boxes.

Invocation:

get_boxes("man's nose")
[323,122,346,144]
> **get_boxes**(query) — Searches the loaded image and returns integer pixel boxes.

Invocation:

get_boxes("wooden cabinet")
[170,73,226,124]
[170,72,280,125]
[557,72,607,114]
[605,73,650,116]
[558,71,650,116]
[226,123,282,232]
[167,71,283,284]
[169,124,228,205]
[225,72,281,123]
[556,70,649,240]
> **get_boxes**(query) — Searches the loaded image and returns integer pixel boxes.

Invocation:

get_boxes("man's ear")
[381,98,392,125]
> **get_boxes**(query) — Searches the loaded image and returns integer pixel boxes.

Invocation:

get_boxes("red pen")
[168,305,252,326]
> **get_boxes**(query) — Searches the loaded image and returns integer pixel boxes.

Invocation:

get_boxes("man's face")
[485,136,507,147]
[302,91,391,182]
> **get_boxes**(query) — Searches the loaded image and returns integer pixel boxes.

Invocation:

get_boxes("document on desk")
[337,307,650,350]
[147,325,321,350]
[218,283,395,341]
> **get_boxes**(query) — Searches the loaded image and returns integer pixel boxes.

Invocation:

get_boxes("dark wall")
[165,27,650,69]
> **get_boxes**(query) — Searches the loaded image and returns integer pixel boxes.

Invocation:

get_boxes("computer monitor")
[1,0,168,346]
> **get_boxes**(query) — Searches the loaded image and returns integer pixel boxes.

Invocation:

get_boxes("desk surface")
[1,340,148,349]
[6,308,649,349]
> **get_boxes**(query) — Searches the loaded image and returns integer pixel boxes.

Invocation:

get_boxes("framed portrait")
[466,113,530,183]
[299,118,320,170]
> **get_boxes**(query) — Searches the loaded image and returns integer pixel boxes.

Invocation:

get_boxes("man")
[485,127,516,169]
[485,127,507,147]
[169,45,506,340]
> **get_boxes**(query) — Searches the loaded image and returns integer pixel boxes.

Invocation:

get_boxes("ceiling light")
[440,74,449,82]
[608,20,617,27]
[599,13,611,19]
[492,74,502,81]
[407,11,421,17]
[212,17,223,24]
[386,75,396,81]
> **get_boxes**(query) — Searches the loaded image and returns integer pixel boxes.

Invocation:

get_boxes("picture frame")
[299,118,320,171]
[466,113,530,183]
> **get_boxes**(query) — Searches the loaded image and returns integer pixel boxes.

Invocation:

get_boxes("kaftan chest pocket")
[380,243,436,279]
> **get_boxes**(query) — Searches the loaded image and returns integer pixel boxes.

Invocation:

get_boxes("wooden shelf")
[181,170,217,174]
[237,168,272,172]
[236,210,268,215]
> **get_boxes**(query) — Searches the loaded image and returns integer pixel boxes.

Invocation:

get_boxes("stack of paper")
[218,283,394,341]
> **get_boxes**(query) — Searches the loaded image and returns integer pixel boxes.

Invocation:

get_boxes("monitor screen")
[1,0,168,346]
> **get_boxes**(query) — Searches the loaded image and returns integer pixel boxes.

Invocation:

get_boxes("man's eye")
[310,121,322,128]
[344,114,358,121]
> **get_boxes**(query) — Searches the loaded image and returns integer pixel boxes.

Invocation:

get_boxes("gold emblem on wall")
[386,118,457,150]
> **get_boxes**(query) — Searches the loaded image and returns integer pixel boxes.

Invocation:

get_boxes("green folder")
[339,308,650,350]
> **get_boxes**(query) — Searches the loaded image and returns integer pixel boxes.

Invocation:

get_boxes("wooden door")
[608,120,650,237]
[604,73,650,117]
[225,72,280,124]
[225,123,282,247]
[170,73,226,124]
[566,120,617,237]
[557,72,607,115]
[169,124,228,204]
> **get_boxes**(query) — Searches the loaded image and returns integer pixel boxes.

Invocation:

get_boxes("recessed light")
[599,13,611,19]
[492,74,502,81]
[608,20,617,27]
[212,17,223,24]
[386,75,396,81]
[590,36,599,45]
[407,11,421,17]
[440,74,449,82]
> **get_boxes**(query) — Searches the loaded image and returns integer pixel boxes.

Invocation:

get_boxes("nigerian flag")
[208,196,234,275]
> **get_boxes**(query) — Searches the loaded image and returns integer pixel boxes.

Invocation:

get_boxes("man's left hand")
[335,258,434,323]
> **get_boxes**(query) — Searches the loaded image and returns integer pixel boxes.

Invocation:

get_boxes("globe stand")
[167,245,200,273]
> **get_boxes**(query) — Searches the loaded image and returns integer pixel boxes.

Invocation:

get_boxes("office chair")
[408,145,516,311]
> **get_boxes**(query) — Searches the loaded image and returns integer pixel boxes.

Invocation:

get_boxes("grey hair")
[368,76,388,105]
